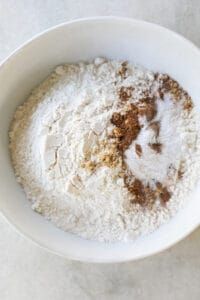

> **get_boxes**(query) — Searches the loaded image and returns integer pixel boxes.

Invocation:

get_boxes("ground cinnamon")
[156,182,171,204]
[119,86,134,102]
[111,104,141,152]
[135,144,142,157]
[138,97,157,121]
[149,121,160,138]
[118,61,128,78]
[110,85,172,206]
[148,142,162,154]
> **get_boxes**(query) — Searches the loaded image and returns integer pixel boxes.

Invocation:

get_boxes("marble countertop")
[0,1,200,299]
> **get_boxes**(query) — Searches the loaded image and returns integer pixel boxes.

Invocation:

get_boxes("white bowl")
[0,17,200,263]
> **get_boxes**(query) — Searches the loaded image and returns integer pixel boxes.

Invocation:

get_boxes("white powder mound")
[9,58,200,242]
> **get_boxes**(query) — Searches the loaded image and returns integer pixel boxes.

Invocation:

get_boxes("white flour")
[9,58,200,242]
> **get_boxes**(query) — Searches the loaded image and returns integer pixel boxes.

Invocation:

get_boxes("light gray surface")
[0,1,200,299]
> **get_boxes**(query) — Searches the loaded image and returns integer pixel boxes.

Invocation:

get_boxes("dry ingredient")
[9,58,200,242]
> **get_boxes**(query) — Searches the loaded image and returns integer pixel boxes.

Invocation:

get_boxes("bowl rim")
[1,16,200,263]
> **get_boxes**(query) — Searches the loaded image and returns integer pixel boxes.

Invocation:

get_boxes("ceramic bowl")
[0,17,200,262]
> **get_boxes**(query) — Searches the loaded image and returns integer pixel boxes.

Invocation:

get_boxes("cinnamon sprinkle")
[161,75,182,100]
[148,121,160,138]
[156,182,171,204]
[118,61,128,78]
[135,144,142,157]
[118,86,134,102]
[138,97,157,121]
[111,104,141,152]
[148,142,162,154]
[183,97,193,111]
[177,161,185,180]
[128,178,146,206]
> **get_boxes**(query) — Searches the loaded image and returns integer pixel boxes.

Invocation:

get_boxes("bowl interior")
[0,17,200,262]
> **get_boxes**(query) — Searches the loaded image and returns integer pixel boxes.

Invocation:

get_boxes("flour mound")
[9,58,200,242]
